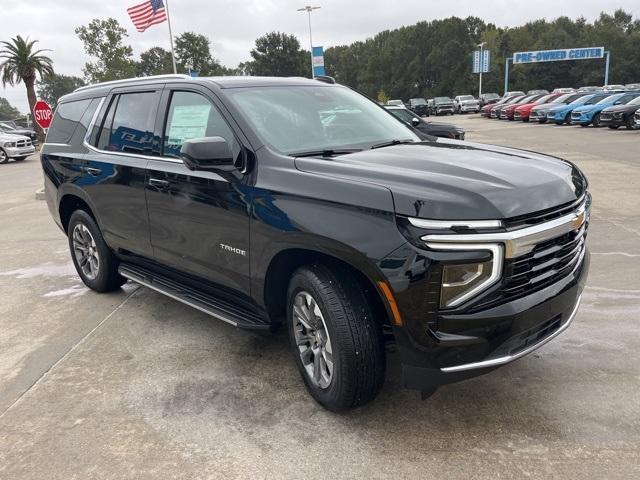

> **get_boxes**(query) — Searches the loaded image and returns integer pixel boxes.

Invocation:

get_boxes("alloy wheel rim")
[292,291,334,389]
[0,150,7,162]
[72,224,100,280]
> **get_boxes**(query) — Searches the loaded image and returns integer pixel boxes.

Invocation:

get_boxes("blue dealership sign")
[513,47,605,64]
[472,50,490,73]
[312,46,325,76]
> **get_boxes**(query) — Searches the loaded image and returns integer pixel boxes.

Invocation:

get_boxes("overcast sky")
[2,0,638,113]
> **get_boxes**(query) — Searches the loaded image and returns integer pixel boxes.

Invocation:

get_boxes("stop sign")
[33,100,53,129]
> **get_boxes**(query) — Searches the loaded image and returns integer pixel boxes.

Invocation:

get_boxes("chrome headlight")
[3,142,16,148]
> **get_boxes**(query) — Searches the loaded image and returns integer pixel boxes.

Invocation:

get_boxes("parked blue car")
[546,93,610,125]
[570,92,640,127]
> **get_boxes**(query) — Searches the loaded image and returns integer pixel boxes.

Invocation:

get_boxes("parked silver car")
[0,131,34,163]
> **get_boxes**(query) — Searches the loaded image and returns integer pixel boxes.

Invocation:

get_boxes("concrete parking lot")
[1,117,639,479]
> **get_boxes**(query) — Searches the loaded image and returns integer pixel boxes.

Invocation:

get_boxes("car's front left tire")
[286,264,385,412]
[68,210,127,292]
[0,149,7,164]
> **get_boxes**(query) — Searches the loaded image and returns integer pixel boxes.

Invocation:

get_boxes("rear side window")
[96,91,159,153]
[46,99,92,144]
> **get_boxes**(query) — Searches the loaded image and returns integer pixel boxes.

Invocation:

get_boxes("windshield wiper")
[291,148,362,158]
[370,139,416,150]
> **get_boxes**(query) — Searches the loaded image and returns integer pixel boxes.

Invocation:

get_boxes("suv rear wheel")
[68,210,126,292]
[286,264,385,412]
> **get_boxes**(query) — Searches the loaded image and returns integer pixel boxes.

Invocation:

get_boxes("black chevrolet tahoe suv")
[42,75,590,412]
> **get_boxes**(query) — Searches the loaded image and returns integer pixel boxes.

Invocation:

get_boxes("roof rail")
[314,75,336,84]
[74,74,192,92]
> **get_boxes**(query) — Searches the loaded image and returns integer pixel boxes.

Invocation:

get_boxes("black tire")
[564,112,572,124]
[625,116,635,130]
[286,264,385,412]
[609,125,620,130]
[67,210,126,292]
[592,113,601,127]
[0,148,7,164]
[13,156,27,161]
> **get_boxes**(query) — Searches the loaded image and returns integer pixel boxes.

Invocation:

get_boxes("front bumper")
[459,104,479,112]
[598,114,622,127]
[436,107,454,114]
[397,252,589,390]
[570,113,591,125]
[5,145,35,158]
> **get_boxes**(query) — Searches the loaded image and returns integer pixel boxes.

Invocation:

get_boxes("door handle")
[148,178,170,189]
[83,167,102,176]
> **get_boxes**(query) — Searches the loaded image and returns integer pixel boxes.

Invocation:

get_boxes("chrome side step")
[119,263,271,331]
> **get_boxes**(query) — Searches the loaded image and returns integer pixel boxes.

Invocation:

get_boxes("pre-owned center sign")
[513,47,605,64]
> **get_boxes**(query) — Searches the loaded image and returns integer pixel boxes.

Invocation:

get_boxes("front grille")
[600,113,612,121]
[505,196,586,229]
[16,139,31,147]
[501,224,586,299]
[514,112,521,119]
[571,112,581,120]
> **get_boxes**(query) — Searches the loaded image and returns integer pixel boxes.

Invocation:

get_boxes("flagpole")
[164,0,178,74]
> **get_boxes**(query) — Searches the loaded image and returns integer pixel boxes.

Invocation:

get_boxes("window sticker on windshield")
[167,104,211,144]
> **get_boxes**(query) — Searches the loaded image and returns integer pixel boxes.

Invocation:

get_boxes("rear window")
[96,91,159,153]
[46,99,93,144]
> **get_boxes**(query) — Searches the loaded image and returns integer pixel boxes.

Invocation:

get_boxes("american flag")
[127,0,167,32]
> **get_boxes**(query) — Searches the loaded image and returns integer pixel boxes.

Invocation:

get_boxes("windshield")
[410,98,427,105]
[458,95,475,101]
[227,86,420,155]
[434,97,452,103]
[484,94,500,100]
[595,94,619,105]
[627,96,640,106]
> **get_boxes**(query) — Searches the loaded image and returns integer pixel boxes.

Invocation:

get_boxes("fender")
[56,183,105,231]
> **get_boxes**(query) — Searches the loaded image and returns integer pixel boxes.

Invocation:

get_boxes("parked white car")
[453,95,480,113]
[0,132,35,164]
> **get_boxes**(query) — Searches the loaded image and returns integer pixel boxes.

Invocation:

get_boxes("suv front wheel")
[68,210,127,292]
[286,264,385,412]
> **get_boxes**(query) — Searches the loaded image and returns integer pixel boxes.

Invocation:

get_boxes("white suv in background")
[0,132,35,164]
[454,95,480,113]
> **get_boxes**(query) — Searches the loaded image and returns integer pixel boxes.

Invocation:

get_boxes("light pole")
[297,5,321,78]
[478,42,487,99]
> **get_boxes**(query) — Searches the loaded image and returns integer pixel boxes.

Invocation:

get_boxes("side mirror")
[614,101,621,105]
[180,136,235,172]
[411,117,421,127]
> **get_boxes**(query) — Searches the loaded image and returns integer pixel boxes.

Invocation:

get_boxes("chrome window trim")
[441,294,582,373]
[82,95,183,164]
[408,218,503,229]
[426,243,503,308]
[422,200,587,259]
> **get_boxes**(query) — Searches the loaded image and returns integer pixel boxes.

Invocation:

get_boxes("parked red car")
[481,97,512,117]
[513,93,562,121]
[487,96,525,118]
[499,95,545,120]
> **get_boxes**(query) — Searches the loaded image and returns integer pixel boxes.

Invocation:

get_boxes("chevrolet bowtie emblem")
[571,210,586,230]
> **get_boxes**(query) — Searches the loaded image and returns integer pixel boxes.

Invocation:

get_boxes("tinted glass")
[163,91,239,159]
[46,99,92,144]
[585,95,609,105]
[388,108,415,123]
[96,91,158,153]
[434,97,451,103]
[228,86,419,154]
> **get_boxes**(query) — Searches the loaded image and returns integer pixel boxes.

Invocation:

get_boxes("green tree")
[244,32,308,77]
[37,74,85,107]
[0,97,21,121]
[138,46,174,76]
[75,18,137,83]
[174,32,225,75]
[0,36,54,141]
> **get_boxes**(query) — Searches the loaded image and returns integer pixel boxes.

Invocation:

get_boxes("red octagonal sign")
[33,100,53,129]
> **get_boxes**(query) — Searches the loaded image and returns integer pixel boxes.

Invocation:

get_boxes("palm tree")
[0,36,54,142]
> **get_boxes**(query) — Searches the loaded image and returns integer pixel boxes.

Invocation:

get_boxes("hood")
[532,101,562,111]
[0,133,29,142]
[294,139,586,220]
[514,102,537,111]
[425,121,462,130]
[602,104,640,114]
[573,104,602,113]
[459,99,479,104]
